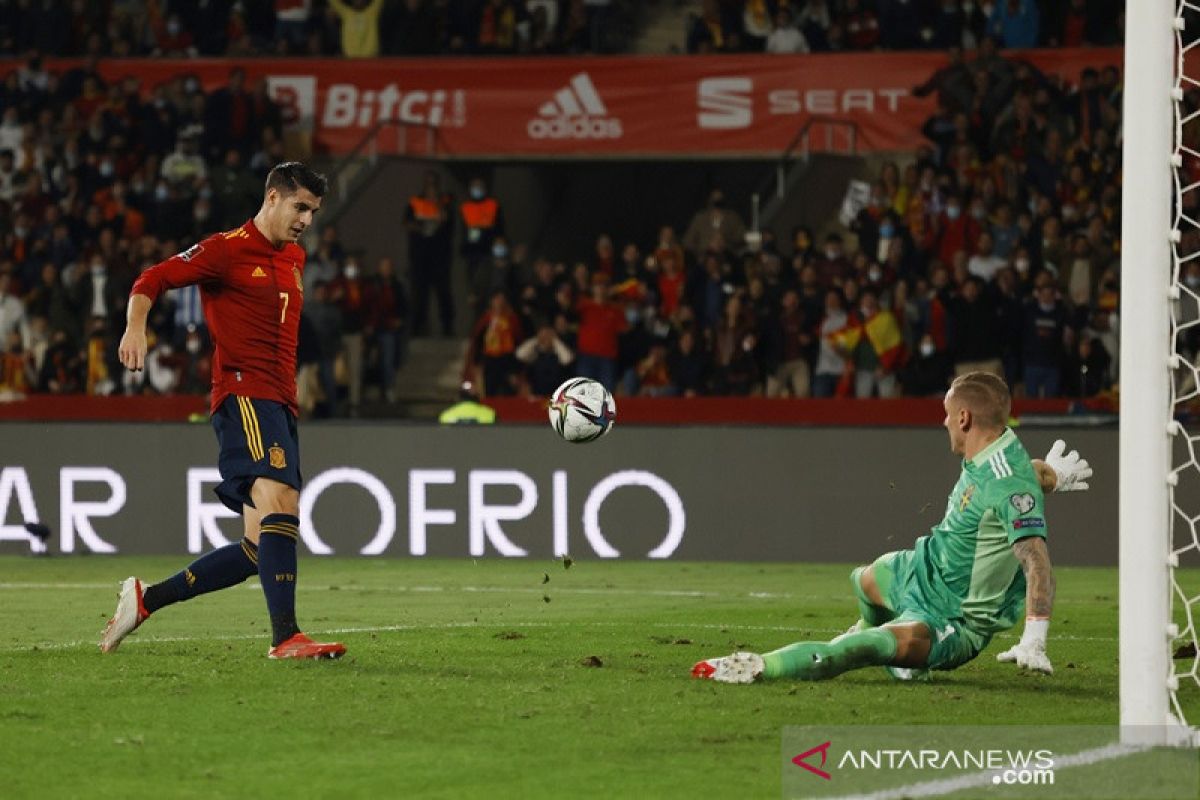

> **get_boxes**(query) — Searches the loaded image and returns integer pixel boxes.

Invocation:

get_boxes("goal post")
[1122,0,1197,747]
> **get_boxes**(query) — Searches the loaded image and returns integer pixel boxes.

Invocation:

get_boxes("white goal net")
[1169,0,1200,744]
[1121,0,1198,747]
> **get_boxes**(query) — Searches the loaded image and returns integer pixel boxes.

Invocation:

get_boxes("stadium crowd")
[0,1,1124,59]
[0,0,638,58]
[0,3,1132,409]
[688,0,1124,55]
[464,42,1125,401]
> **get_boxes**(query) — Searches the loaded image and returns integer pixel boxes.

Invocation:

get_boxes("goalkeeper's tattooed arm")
[1013,536,1055,619]
[998,536,1056,674]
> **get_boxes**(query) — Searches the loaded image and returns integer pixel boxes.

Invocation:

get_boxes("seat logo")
[698,77,753,130]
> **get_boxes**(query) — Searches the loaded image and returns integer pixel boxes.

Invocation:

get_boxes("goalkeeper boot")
[99,577,149,653]
[691,652,764,684]
[268,632,346,660]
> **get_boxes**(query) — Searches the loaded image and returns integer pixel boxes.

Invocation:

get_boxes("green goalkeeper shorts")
[869,549,992,672]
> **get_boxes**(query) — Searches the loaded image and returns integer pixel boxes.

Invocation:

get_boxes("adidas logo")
[252,267,267,278]
[527,73,623,140]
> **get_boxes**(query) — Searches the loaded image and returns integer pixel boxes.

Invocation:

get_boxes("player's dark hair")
[950,371,1010,430]
[265,162,328,199]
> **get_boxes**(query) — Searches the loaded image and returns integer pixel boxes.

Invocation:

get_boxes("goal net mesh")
[1169,0,1200,735]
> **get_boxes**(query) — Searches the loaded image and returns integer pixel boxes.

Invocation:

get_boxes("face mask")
[624,307,640,324]
[167,21,181,36]
[199,186,213,199]
[1039,300,1055,312]
[183,78,198,94]
[492,244,508,259]
[1015,257,1030,273]
[13,226,26,238]
[344,264,359,279]
[155,185,169,201]
[470,186,485,200]
[971,207,987,220]
[186,337,201,354]
[868,267,883,284]
[946,205,961,220]
[920,341,936,357]
[90,264,106,276]
[824,247,839,260]
[879,222,895,238]
[99,161,114,178]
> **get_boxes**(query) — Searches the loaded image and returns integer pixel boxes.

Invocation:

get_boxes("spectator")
[765,9,809,54]
[160,127,207,189]
[766,288,813,397]
[988,0,1039,49]
[459,175,505,285]
[276,0,313,52]
[469,290,523,396]
[407,170,456,337]
[329,0,385,57]
[667,327,707,396]
[302,281,343,417]
[967,230,1006,282]
[1022,280,1068,398]
[636,343,674,396]
[575,274,626,392]
[900,332,953,397]
[833,288,904,398]
[470,236,517,316]
[330,256,368,414]
[0,271,24,344]
[683,189,745,260]
[515,323,574,397]
[949,276,1003,377]
[365,256,409,403]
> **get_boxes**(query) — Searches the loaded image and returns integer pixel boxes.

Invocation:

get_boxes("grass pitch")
[0,557,1188,798]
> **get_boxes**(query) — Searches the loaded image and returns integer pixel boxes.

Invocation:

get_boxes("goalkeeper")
[693,371,1092,684]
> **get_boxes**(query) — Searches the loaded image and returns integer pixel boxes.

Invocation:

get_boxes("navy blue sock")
[142,538,259,614]
[257,514,301,646]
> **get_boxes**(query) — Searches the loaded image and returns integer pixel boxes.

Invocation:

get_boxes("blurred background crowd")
[0,0,1123,59]
[0,0,1135,413]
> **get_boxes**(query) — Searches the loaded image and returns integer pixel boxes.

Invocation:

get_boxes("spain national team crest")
[293,267,303,292]
[959,484,976,512]
[269,445,287,469]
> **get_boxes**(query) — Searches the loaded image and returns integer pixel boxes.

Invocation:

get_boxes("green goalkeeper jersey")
[907,428,1047,635]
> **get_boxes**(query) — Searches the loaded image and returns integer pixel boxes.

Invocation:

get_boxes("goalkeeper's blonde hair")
[949,371,1011,430]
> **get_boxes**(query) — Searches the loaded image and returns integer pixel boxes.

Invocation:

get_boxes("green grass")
[0,557,1192,799]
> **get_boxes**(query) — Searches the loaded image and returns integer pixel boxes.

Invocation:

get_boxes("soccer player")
[692,371,1091,683]
[99,162,345,660]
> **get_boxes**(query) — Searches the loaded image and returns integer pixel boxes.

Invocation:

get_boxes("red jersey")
[130,220,306,415]
[575,297,627,360]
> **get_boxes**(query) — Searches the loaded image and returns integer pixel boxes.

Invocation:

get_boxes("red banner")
[5,49,1121,157]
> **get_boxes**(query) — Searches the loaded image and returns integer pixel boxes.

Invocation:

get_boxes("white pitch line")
[820,742,1152,800]
[3,615,1120,654]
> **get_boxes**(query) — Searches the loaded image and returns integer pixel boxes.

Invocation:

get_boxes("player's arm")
[1032,439,1093,493]
[119,238,225,372]
[998,535,1056,674]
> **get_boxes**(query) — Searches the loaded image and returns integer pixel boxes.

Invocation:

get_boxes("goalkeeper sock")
[850,567,894,627]
[142,538,259,614]
[761,628,898,681]
[257,514,301,647]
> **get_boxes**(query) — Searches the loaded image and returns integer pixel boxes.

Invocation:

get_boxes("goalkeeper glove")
[997,618,1053,674]
[1044,439,1092,492]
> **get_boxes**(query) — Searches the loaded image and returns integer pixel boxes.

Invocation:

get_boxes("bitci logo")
[793,740,832,780]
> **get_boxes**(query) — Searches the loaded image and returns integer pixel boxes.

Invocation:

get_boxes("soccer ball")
[548,377,616,443]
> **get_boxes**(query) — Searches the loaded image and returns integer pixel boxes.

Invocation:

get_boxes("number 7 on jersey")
[279,292,289,323]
